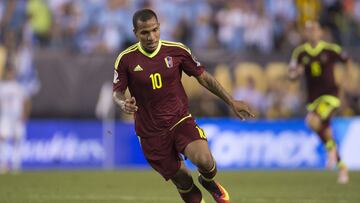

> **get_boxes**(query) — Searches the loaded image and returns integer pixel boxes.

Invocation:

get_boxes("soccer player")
[0,68,29,174]
[289,21,351,184]
[113,9,254,203]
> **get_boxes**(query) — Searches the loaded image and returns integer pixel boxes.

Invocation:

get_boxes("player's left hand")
[231,100,255,120]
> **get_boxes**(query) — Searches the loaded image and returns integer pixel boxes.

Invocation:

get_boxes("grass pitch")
[0,170,359,203]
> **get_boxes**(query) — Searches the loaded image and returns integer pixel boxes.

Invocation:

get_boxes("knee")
[306,112,322,131]
[194,153,214,171]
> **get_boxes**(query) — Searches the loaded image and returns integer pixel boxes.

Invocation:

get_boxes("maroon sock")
[198,162,217,181]
[316,120,330,143]
[336,151,341,162]
[317,121,343,163]
[178,184,203,203]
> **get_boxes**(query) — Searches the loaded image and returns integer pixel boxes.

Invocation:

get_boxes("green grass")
[0,170,359,203]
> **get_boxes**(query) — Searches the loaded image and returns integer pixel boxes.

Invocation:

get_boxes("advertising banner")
[22,120,105,169]
[2,118,358,170]
[197,119,321,169]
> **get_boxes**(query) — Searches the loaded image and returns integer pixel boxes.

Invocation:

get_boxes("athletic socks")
[337,160,346,170]
[198,175,231,203]
[177,183,204,203]
[317,122,346,170]
[198,161,217,181]
[198,175,222,197]
[198,163,230,202]
[325,139,336,151]
[198,162,221,195]
[317,120,330,143]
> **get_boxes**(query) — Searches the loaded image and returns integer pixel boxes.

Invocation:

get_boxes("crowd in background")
[0,0,360,119]
[1,0,360,54]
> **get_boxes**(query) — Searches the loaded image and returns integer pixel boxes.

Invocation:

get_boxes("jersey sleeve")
[290,46,303,67]
[113,57,128,92]
[333,46,349,63]
[181,48,205,77]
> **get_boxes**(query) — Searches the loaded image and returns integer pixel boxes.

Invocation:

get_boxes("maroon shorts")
[139,117,207,180]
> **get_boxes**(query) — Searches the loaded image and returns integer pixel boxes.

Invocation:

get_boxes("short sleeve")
[290,46,303,66]
[326,43,349,63]
[335,49,349,63]
[181,49,205,77]
[113,58,128,92]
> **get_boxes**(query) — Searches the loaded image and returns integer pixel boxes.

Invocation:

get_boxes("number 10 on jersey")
[150,73,162,89]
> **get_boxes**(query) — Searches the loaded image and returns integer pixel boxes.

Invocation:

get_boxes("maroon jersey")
[290,41,349,102]
[113,40,204,138]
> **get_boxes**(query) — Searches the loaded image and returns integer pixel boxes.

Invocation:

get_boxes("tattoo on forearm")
[200,72,232,105]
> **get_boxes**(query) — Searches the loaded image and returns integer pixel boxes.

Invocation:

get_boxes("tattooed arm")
[196,71,254,120]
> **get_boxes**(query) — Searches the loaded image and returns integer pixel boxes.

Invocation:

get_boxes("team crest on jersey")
[164,56,173,68]
[302,56,310,65]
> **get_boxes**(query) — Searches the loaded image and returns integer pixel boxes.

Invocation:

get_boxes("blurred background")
[0,0,360,171]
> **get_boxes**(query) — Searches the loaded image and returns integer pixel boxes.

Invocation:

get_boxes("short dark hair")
[132,9,158,29]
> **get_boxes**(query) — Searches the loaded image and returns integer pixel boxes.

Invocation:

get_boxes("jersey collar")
[138,41,162,58]
[304,40,325,56]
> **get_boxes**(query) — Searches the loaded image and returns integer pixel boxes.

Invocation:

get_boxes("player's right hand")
[122,97,138,114]
[231,100,255,121]
[288,63,304,81]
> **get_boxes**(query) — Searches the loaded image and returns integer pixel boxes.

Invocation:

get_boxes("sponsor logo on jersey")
[164,56,173,68]
[133,65,144,72]
[302,56,310,65]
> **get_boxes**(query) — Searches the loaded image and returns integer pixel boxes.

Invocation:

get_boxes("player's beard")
[147,41,158,52]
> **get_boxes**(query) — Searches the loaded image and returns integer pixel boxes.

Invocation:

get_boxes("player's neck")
[140,43,156,54]
[309,40,320,48]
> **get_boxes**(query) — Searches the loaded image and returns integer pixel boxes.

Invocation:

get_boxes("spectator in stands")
[216,0,247,51]
[243,3,273,54]
[266,0,296,50]
[264,82,292,119]
[233,75,265,117]
[295,0,321,27]
[0,67,29,174]
[191,1,217,49]
[52,1,84,50]
[14,21,40,98]
[97,0,135,53]
[26,0,52,47]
